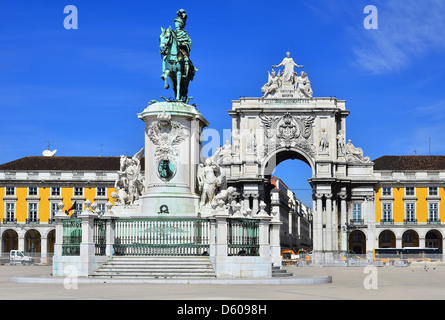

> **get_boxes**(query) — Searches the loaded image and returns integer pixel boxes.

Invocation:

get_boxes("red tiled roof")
[373,156,445,171]
[0,156,145,171]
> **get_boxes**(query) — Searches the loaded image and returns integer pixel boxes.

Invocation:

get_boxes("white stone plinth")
[210,256,272,278]
[137,101,209,217]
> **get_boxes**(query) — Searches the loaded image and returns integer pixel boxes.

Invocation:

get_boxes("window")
[405,187,415,196]
[353,203,362,222]
[382,203,392,221]
[28,186,38,196]
[28,203,38,222]
[50,203,59,219]
[98,203,106,215]
[429,203,439,222]
[97,187,106,196]
[429,187,438,196]
[51,187,61,196]
[405,203,415,222]
[382,187,391,196]
[5,203,15,222]
[74,187,83,196]
[74,202,83,217]
[5,186,15,196]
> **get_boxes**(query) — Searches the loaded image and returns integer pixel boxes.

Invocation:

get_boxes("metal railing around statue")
[94,219,107,256]
[227,218,260,256]
[112,218,211,256]
[62,218,82,256]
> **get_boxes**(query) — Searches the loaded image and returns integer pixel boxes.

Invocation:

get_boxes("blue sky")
[1,0,445,206]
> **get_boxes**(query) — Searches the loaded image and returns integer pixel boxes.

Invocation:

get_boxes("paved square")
[3,262,445,300]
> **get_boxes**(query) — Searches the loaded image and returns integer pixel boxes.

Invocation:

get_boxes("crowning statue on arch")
[262,51,313,99]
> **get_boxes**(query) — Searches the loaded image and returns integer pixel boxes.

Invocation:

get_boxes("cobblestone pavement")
[2,262,445,300]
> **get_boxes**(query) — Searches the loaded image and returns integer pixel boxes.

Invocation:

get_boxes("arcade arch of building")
[0,227,55,257]
[378,229,443,254]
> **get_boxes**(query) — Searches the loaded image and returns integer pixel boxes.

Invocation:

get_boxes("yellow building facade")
[0,156,121,258]
[1,154,445,258]
[373,156,445,252]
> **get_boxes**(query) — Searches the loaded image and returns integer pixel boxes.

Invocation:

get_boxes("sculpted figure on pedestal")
[337,130,346,157]
[297,71,313,98]
[159,9,197,103]
[272,51,304,84]
[319,129,329,153]
[261,52,313,98]
[220,140,233,163]
[261,69,282,98]
[113,148,145,206]
[213,186,236,207]
[231,129,240,157]
[345,139,371,163]
[197,158,225,207]
[246,129,257,154]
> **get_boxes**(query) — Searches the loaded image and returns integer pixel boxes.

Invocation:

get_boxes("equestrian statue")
[159,9,197,104]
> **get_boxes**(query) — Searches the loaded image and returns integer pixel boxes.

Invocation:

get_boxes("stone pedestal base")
[137,101,209,219]
[210,256,272,278]
[139,193,200,217]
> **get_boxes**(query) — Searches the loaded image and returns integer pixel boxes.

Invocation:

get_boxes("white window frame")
[429,186,438,197]
[382,203,392,222]
[352,203,362,222]
[405,186,415,197]
[96,187,106,197]
[28,186,38,196]
[50,202,59,220]
[74,201,84,216]
[405,202,416,222]
[27,202,39,222]
[382,187,392,196]
[51,186,61,197]
[428,202,440,222]
[5,186,15,196]
[74,187,84,196]
[5,202,16,222]
[97,202,106,215]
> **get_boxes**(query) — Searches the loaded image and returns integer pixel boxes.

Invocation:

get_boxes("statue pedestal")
[137,101,209,217]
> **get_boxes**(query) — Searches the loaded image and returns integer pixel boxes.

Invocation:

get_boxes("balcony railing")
[404,218,417,224]
[3,218,17,224]
[428,218,441,224]
[350,219,365,226]
[380,219,394,225]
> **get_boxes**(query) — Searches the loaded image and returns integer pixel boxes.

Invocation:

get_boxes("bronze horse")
[159,27,196,103]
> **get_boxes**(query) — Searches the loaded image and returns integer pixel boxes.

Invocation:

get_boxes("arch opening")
[379,230,396,248]
[349,230,366,254]
[425,230,443,253]
[262,150,314,253]
[2,229,18,253]
[402,230,419,248]
[24,229,41,255]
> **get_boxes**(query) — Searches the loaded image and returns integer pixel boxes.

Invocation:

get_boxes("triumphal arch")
[219,51,376,261]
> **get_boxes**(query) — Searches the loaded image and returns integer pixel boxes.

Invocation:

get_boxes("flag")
[65,201,77,215]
